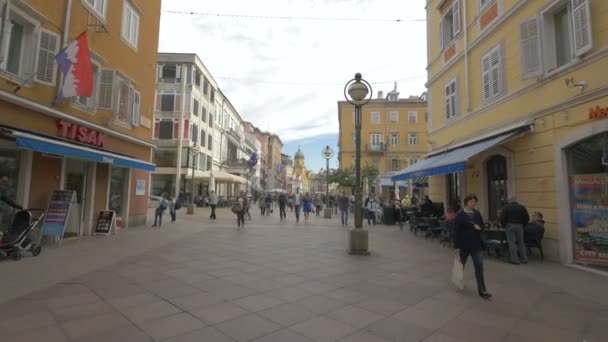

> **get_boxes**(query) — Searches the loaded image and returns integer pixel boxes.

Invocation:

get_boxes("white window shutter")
[490,48,502,97]
[35,29,59,85]
[572,0,592,56]
[481,54,491,101]
[452,0,461,35]
[98,68,115,109]
[520,17,542,79]
[176,65,182,80]
[132,90,140,126]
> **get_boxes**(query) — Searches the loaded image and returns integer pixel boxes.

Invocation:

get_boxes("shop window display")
[567,132,608,269]
[0,150,20,233]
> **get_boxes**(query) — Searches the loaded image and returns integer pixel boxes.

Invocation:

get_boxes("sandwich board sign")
[94,210,115,236]
[41,190,76,246]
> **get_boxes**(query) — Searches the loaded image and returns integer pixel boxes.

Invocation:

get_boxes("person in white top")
[150,193,168,227]
[293,188,302,223]
[365,194,379,226]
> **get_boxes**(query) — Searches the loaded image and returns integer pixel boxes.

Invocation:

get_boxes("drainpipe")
[63,0,72,48]
[175,65,187,200]
[464,0,471,112]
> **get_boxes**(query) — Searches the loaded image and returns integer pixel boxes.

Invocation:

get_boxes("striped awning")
[413,177,428,188]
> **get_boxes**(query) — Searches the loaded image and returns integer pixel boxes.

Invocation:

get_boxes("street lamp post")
[322,145,334,219]
[187,144,200,215]
[344,73,372,255]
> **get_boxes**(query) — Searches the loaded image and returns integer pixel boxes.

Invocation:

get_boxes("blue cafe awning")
[391,132,519,182]
[15,133,155,171]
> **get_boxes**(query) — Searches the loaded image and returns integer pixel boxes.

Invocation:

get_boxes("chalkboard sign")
[94,211,115,236]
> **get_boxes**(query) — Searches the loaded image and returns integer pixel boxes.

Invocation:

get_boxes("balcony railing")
[366,143,386,153]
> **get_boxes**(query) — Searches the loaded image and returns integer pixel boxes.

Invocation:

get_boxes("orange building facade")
[0,0,161,236]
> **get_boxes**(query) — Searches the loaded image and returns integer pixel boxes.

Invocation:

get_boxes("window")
[193,69,201,87]
[440,0,461,49]
[408,111,418,123]
[210,88,215,103]
[209,113,213,127]
[370,134,382,145]
[121,1,139,49]
[131,90,140,126]
[371,112,380,124]
[389,111,399,123]
[540,0,592,73]
[83,0,106,19]
[391,158,400,171]
[156,92,181,112]
[155,120,176,140]
[408,133,418,146]
[200,129,206,147]
[191,123,198,143]
[479,0,493,11]
[445,78,458,120]
[389,133,400,146]
[153,149,177,167]
[410,159,418,165]
[113,76,139,126]
[0,6,40,80]
[98,68,115,109]
[35,29,60,85]
[203,77,209,95]
[157,64,181,83]
[201,107,207,122]
[75,63,100,110]
[208,134,213,150]
[388,94,399,101]
[481,45,504,102]
[192,98,199,116]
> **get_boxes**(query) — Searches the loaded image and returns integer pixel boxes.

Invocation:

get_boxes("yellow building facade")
[403,0,608,267]
[0,0,160,234]
[338,92,428,198]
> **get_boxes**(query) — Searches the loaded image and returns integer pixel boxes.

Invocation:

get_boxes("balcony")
[225,128,242,145]
[366,143,386,153]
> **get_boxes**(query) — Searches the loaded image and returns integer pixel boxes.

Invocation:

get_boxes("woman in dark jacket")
[454,194,492,300]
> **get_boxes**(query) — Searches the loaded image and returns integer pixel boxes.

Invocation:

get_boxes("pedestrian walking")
[259,193,266,216]
[151,193,168,227]
[293,188,302,222]
[168,196,177,223]
[454,194,492,300]
[209,191,218,220]
[234,191,248,229]
[303,192,313,222]
[314,194,323,216]
[338,191,350,226]
[365,194,379,226]
[278,191,287,221]
[500,196,530,265]
[265,194,273,216]
[245,194,252,220]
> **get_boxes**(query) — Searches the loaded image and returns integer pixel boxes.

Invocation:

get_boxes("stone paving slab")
[1,207,607,341]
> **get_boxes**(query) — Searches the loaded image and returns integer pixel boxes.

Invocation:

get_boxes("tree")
[328,166,354,188]
[362,165,379,187]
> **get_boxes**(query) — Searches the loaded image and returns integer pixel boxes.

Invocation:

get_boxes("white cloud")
[159,0,427,142]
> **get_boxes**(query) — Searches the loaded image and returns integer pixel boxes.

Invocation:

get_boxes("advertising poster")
[136,179,146,196]
[571,173,608,266]
[42,202,71,236]
[94,210,115,236]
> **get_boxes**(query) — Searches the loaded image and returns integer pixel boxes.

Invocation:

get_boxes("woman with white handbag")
[453,194,492,300]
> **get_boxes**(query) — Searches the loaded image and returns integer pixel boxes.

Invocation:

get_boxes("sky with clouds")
[158,0,427,170]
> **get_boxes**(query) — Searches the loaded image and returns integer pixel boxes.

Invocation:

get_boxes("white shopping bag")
[451,253,465,291]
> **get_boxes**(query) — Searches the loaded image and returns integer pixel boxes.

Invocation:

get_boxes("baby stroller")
[0,209,44,260]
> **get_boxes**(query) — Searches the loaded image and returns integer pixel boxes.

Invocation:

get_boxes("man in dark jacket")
[500,196,530,264]
[278,191,287,221]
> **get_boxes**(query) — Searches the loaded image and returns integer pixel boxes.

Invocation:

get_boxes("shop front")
[0,109,155,237]
[556,116,608,271]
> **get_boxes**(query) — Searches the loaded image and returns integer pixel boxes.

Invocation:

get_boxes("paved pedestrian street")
[1,208,607,342]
